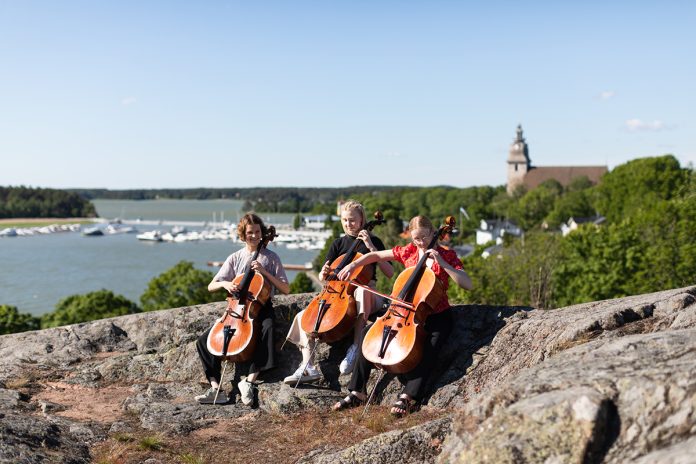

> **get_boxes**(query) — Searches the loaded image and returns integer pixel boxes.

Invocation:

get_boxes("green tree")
[594,155,689,222]
[451,233,561,309]
[0,305,41,334]
[293,213,302,230]
[513,182,562,230]
[140,261,218,311]
[41,290,141,328]
[289,272,316,293]
[544,190,595,229]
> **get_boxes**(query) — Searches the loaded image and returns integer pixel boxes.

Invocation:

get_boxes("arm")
[208,258,238,293]
[208,279,239,294]
[357,231,394,278]
[427,250,473,290]
[251,260,290,295]
[336,249,395,281]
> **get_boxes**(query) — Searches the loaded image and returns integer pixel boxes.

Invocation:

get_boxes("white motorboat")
[137,230,163,242]
[82,226,104,236]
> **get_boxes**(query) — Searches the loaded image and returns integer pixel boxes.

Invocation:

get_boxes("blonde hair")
[408,215,435,233]
[341,200,366,226]
[237,213,267,242]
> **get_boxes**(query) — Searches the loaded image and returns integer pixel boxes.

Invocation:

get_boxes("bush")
[0,305,41,334]
[41,290,141,328]
[140,261,218,311]
[289,272,315,293]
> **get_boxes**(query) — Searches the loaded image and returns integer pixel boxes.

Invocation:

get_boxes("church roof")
[523,165,607,189]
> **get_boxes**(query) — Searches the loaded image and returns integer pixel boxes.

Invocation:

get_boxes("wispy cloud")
[121,97,137,106]
[625,119,668,132]
[385,151,404,158]
[598,91,615,100]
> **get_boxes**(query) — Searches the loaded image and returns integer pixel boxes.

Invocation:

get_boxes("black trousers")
[196,301,275,384]
[347,309,453,401]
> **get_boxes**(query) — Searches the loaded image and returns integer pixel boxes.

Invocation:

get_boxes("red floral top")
[391,243,464,314]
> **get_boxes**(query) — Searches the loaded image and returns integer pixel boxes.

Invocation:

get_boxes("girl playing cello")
[195,213,289,405]
[283,200,394,384]
[332,215,472,416]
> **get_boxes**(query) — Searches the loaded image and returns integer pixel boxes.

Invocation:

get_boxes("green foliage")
[544,190,595,229]
[293,213,302,230]
[567,175,594,192]
[557,196,696,302]
[594,155,689,222]
[140,261,218,311]
[41,290,141,328]
[0,305,41,335]
[0,186,97,218]
[289,272,316,293]
[511,183,563,230]
[451,233,562,308]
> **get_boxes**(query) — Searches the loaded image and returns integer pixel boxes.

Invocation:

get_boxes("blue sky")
[1,1,694,189]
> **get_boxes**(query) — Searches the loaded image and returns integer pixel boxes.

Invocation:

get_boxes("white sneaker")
[339,344,358,375]
[283,363,322,385]
[195,387,229,405]
[238,379,254,406]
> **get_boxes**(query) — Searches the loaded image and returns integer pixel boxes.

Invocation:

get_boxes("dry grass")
[548,329,603,355]
[91,406,447,464]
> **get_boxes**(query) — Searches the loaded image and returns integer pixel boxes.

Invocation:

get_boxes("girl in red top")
[333,215,472,416]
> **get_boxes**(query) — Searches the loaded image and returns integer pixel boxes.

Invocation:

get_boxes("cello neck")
[327,212,385,281]
[396,223,446,301]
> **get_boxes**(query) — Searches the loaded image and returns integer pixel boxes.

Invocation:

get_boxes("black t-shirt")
[325,233,386,278]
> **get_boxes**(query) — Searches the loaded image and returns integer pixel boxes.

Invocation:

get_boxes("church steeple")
[507,124,531,194]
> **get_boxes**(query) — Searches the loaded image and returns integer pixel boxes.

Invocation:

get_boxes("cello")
[300,211,386,343]
[361,216,456,374]
[206,225,278,362]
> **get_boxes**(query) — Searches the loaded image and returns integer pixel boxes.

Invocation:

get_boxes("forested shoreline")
[0,186,97,219]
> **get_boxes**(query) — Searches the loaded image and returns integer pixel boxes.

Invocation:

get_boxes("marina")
[0,199,325,316]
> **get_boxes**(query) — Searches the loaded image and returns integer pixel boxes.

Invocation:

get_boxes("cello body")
[361,266,444,373]
[206,272,272,361]
[300,251,373,343]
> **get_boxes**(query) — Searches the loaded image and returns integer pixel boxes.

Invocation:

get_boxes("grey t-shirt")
[213,247,288,296]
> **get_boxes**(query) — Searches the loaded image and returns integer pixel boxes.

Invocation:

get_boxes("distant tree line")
[0,186,97,218]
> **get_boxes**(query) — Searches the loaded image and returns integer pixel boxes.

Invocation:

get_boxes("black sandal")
[332,392,365,411]
[390,395,417,417]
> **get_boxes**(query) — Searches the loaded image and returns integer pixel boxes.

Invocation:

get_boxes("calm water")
[0,200,316,316]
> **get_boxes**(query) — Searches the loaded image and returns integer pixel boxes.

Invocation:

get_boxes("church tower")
[507,124,531,194]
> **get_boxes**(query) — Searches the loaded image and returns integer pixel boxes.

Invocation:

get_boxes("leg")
[399,311,453,401]
[346,325,374,395]
[247,302,276,378]
[195,328,229,404]
[196,328,221,388]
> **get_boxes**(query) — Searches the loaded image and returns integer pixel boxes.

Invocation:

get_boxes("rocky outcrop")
[0,286,694,463]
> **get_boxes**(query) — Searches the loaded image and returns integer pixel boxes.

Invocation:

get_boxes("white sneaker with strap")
[283,363,322,385]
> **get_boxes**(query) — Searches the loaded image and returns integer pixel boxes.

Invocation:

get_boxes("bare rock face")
[1,286,695,463]
[439,287,696,464]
